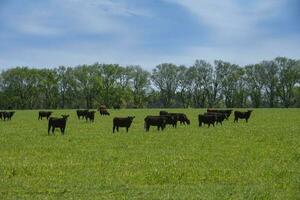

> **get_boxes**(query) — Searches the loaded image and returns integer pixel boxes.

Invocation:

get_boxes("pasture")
[0,109,299,199]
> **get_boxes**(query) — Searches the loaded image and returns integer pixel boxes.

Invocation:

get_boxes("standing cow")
[48,115,69,135]
[234,110,253,123]
[76,109,88,119]
[38,111,52,120]
[113,116,135,133]
[85,111,96,122]
[144,116,166,132]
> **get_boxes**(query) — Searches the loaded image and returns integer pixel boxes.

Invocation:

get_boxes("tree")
[275,57,300,107]
[152,63,179,107]
[260,60,279,107]
[129,65,150,108]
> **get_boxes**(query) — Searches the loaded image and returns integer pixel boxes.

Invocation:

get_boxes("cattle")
[48,115,69,135]
[159,111,190,125]
[234,110,253,123]
[0,112,3,120]
[113,116,135,133]
[207,109,233,120]
[170,113,190,125]
[198,114,216,127]
[144,116,166,131]
[204,112,226,125]
[85,111,95,122]
[38,111,52,120]
[159,110,169,116]
[2,111,15,121]
[76,109,88,119]
[99,108,110,116]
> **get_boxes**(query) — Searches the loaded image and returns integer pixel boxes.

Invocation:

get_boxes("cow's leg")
[52,127,55,134]
[126,127,128,132]
[113,125,115,133]
[48,125,51,135]
[246,118,248,123]
[117,127,119,132]
[60,127,64,135]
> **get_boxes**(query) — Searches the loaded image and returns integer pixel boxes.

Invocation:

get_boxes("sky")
[0,0,299,70]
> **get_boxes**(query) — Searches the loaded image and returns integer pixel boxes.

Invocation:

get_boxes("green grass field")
[0,109,299,199]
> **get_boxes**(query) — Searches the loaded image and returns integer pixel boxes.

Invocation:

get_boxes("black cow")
[162,115,177,128]
[204,112,226,125]
[160,111,190,125]
[38,111,52,120]
[207,109,233,120]
[159,110,169,116]
[198,114,216,127]
[0,112,3,120]
[3,111,15,121]
[144,116,166,131]
[234,110,253,123]
[100,109,110,116]
[76,109,88,119]
[48,115,69,135]
[85,111,95,122]
[170,113,190,125]
[113,116,135,133]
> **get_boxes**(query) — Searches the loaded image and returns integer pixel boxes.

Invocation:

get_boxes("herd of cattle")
[1,108,253,135]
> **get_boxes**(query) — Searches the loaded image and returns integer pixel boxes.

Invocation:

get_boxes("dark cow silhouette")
[162,115,177,128]
[85,111,95,122]
[2,111,15,121]
[204,112,226,125]
[38,111,52,120]
[0,112,3,120]
[159,111,177,127]
[160,111,190,125]
[198,114,216,127]
[76,109,89,119]
[234,110,253,123]
[113,116,135,133]
[170,113,190,125]
[100,108,110,116]
[144,116,166,131]
[159,110,168,116]
[207,109,232,120]
[48,115,69,135]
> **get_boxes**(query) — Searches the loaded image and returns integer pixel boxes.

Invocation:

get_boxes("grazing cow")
[170,113,190,125]
[38,111,52,120]
[159,111,177,127]
[204,112,226,125]
[207,109,232,120]
[113,116,135,133]
[162,114,177,128]
[234,110,253,123]
[3,111,15,121]
[85,111,95,122]
[160,111,190,125]
[48,115,69,135]
[100,108,110,116]
[198,114,216,127]
[144,116,166,131]
[76,109,88,119]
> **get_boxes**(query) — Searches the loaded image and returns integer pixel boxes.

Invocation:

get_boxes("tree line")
[0,57,299,109]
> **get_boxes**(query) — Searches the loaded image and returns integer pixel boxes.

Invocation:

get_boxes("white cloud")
[164,0,284,42]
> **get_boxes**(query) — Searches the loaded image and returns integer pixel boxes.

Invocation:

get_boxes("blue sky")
[0,0,299,70]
